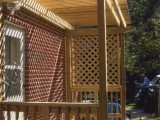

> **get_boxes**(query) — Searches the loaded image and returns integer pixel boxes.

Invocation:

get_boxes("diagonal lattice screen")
[107,34,120,85]
[71,35,99,86]
[70,34,120,87]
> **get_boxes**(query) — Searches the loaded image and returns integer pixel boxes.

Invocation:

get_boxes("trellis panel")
[68,32,123,120]
[107,34,120,85]
[70,35,99,87]
[69,33,121,89]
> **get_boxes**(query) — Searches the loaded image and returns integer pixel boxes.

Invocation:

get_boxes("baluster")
[116,92,118,113]
[75,107,80,120]
[85,92,86,102]
[86,107,90,120]
[42,106,50,120]
[94,91,98,103]
[56,107,60,120]
[15,106,19,120]
[33,106,37,120]
[111,92,113,113]
[97,107,100,120]
[65,107,69,120]
[7,105,10,120]
[89,92,91,102]
[80,92,82,102]
[0,105,3,120]
[23,106,28,120]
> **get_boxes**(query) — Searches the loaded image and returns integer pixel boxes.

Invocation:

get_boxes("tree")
[125,0,160,101]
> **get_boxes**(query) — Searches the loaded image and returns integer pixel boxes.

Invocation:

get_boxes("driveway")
[127,108,154,120]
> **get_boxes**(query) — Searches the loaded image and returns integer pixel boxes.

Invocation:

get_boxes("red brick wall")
[2,6,66,102]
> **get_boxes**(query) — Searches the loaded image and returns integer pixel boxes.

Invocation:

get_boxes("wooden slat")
[32,106,37,120]
[17,0,74,30]
[66,32,72,102]
[55,107,60,119]
[15,106,19,120]
[0,0,14,3]
[0,105,3,120]
[86,107,90,119]
[65,107,69,120]
[113,0,127,27]
[0,0,131,28]
[94,91,98,103]
[106,0,120,26]
[68,27,135,36]
[0,5,3,102]
[158,87,160,116]
[120,33,126,120]
[36,0,97,9]
[23,106,28,120]
[35,0,131,26]
[7,105,10,120]
[97,0,107,120]
[75,107,80,120]
[0,102,99,119]
[42,106,50,120]
[108,113,121,117]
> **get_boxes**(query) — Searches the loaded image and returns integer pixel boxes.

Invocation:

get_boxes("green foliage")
[126,0,160,81]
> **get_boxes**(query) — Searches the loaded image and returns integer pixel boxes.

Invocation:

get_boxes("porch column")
[65,32,71,102]
[97,0,107,119]
[0,5,3,101]
[120,33,126,120]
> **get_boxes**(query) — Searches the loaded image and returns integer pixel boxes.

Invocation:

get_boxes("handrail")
[0,102,99,120]
[0,101,99,107]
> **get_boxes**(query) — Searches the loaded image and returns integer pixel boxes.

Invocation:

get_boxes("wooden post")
[97,0,107,120]
[158,86,160,116]
[0,5,3,101]
[65,32,72,102]
[120,33,126,120]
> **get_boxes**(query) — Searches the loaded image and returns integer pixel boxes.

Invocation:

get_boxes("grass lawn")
[155,117,160,120]
[126,103,136,111]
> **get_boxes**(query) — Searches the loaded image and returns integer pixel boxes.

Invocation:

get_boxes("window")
[3,24,25,101]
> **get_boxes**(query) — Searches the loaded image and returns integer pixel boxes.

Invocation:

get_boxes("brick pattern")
[1,6,66,102]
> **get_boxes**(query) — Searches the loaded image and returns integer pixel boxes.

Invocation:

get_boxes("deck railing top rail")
[0,101,99,107]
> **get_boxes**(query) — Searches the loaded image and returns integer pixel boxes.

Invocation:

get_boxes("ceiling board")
[35,0,131,26]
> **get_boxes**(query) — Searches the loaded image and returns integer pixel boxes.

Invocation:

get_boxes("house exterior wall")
[1,5,66,102]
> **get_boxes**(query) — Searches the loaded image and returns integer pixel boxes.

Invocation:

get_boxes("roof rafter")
[105,0,120,26]
[0,0,74,30]
[0,0,14,3]
[19,0,74,30]
[113,0,127,27]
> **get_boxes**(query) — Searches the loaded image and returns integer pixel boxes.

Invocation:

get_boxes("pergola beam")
[113,0,127,27]
[106,0,120,26]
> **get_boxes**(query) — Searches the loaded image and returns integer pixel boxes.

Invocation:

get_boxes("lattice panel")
[71,35,99,86]
[70,34,120,87]
[107,34,120,85]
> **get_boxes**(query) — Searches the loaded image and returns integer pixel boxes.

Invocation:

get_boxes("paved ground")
[127,108,154,120]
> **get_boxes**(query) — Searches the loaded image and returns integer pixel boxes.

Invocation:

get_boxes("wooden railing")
[0,102,99,120]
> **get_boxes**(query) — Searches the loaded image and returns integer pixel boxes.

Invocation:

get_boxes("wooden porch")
[0,0,132,119]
